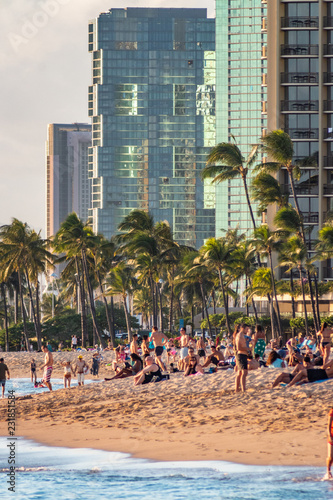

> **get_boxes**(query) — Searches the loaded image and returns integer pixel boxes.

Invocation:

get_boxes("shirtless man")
[179,327,189,371]
[0,358,10,398]
[287,358,333,388]
[317,322,333,365]
[130,333,139,355]
[150,326,167,372]
[235,324,249,393]
[202,345,224,368]
[326,407,333,479]
[134,356,163,386]
[40,345,53,391]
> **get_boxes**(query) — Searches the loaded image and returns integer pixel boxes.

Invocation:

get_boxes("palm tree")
[250,225,283,338]
[279,236,309,335]
[106,263,137,342]
[232,240,259,323]
[201,141,259,231]
[200,237,236,335]
[251,172,288,214]
[133,287,153,329]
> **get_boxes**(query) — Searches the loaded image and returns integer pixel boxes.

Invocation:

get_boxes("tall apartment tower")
[215,0,267,236]
[88,8,216,247]
[267,0,333,278]
[46,123,92,239]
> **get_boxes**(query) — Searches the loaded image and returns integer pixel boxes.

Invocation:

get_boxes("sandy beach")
[0,351,332,466]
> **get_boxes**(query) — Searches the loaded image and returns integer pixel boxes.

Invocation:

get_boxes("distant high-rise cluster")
[46,123,91,239]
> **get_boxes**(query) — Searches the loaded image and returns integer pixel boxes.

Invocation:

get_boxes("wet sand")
[0,352,332,466]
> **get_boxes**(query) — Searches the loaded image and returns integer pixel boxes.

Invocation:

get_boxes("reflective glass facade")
[88,8,215,247]
[215,0,267,236]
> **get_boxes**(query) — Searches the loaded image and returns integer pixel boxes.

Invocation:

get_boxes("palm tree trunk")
[123,294,132,342]
[168,283,174,333]
[157,285,163,333]
[18,272,31,351]
[290,273,296,337]
[1,284,9,352]
[35,280,42,350]
[218,268,231,335]
[268,252,282,338]
[200,282,212,337]
[248,277,259,323]
[245,276,249,317]
[97,270,115,347]
[299,267,309,336]
[23,265,40,344]
[307,270,319,331]
[191,304,194,330]
[313,272,321,327]
[14,287,18,324]
[149,276,157,326]
[81,250,105,348]
[234,280,239,307]
[75,257,88,348]
[212,289,216,314]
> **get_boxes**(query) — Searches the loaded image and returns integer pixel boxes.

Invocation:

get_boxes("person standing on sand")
[62,361,74,388]
[0,358,10,398]
[317,322,333,366]
[150,326,167,372]
[235,324,249,393]
[253,324,266,359]
[74,355,88,386]
[326,407,333,479]
[71,335,77,350]
[130,333,139,355]
[179,327,189,371]
[196,336,206,362]
[40,345,53,391]
[30,358,37,384]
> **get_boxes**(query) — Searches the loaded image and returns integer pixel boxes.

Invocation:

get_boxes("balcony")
[280,72,318,84]
[281,17,319,29]
[324,101,333,112]
[262,18,267,32]
[323,267,333,279]
[303,213,319,224]
[323,156,333,167]
[281,184,318,196]
[281,44,319,56]
[324,17,333,28]
[281,100,319,112]
[324,184,333,194]
[324,44,333,56]
[324,128,333,139]
[262,46,267,58]
[262,73,267,86]
[324,73,333,84]
[286,128,319,139]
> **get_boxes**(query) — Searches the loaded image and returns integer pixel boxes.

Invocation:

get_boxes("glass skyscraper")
[215,0,267,236]
[88,8,216,248]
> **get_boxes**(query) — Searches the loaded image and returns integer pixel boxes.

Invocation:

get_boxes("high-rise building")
[215,0,267,236]
[46,123,92,239]
[267,0,333,278]
[88,8,216,247]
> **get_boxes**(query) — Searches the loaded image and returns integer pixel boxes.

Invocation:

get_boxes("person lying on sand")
[133,356,163,385]
[271,356,312,388]
[287,359,333,388]
[105,353,143,381]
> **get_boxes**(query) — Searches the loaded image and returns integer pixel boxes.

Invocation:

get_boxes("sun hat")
[78,355,83,359]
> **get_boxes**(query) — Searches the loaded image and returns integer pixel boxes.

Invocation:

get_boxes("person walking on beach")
[30,358,37,384]
[74,355,88,386]
[317,322,333,365]
[235,324,249,393]
[62,361,74,388]
[40,345,53,391]
[179,327,189,371]
[196,336,206,362]
[150,326,167,372]
[326,407,333,479]
[71,335,77,350]
[0,358,10,398]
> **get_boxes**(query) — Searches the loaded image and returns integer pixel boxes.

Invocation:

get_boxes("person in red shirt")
[326,408,333,479]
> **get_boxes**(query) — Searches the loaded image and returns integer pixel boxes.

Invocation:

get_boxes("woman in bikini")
[184,357,204,377]
[62,361,74,388]
[317,322,333,365]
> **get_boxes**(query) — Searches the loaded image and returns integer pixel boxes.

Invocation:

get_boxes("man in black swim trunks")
[133,356,163,385]
[235,324,249,393]
[202,345,224,368]
[287,359,333,387]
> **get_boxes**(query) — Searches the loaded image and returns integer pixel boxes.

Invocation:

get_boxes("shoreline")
[1,352,332,468]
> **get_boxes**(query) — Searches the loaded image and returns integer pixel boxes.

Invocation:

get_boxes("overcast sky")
[0,0,215,236]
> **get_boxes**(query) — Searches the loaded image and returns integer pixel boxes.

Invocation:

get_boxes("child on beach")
[326,407,333,479]
[30,359,37,384]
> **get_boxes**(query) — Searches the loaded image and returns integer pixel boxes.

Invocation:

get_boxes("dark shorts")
[307,369,328,383]
[211,356,219,366]
[155,346,163,357]
[143,373,161,384]
[322,342,331,347]
[0,379,6,387]
[198,349,205,357]
[236,353,248,371]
